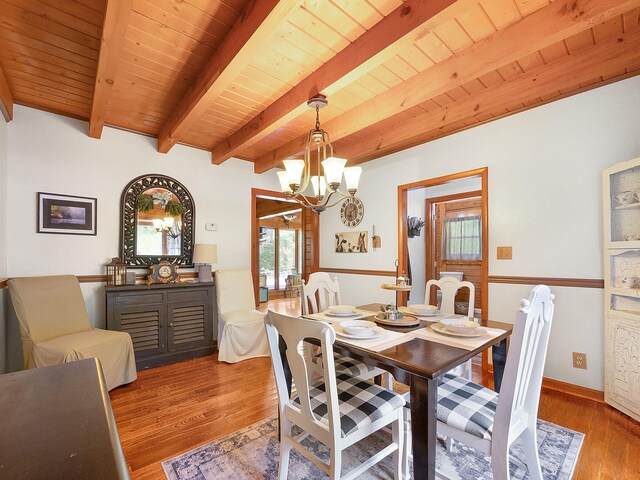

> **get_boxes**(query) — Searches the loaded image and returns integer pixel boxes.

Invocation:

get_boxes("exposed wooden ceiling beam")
[0,65,13,122]
[89,0,132,139]
[337,29,640,165]
[211,0,464,165]
[157,0,301,154]
[254,0,640,173]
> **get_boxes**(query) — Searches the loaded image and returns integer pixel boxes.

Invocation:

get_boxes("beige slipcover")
[8,275,137,390]
[215,269,269,363]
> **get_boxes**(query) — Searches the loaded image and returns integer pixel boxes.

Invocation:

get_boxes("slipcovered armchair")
[215,269,269,363]
[8,275,137,390]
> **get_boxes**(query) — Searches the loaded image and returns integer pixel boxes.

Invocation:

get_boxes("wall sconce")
[105,257,127,286]
[192,244,218,282]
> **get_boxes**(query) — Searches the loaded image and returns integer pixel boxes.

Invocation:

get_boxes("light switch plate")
[497,246,512,260]
[205,223,218,231]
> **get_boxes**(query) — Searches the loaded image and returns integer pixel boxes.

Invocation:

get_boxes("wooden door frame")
[397,167,489,381]
[251,188,319,306]
[425,190,483,303]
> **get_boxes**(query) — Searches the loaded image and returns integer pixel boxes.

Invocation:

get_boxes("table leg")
[410,375,437,480]
[492,338,508,393]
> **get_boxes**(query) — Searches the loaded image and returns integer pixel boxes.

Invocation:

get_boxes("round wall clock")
[340,197,364,228]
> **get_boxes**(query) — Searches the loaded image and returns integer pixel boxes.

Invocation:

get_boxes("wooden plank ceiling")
[1,0,639,172]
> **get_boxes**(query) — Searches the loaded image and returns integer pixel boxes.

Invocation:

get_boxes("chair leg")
[490,441,510,480]
[329,448,342,480]
[392,411,404,480]
[402,408,411,480]
[445,436,453,451]
[521,426,543,480]
[279,419,292,480]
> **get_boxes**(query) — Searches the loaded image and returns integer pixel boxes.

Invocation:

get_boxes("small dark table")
[0,359,130,480]
[296,304,512,480]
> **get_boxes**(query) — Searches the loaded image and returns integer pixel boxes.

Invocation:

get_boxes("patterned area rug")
[162,417,584,479]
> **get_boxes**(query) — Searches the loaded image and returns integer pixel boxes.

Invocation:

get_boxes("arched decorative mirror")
[120,174,195,267]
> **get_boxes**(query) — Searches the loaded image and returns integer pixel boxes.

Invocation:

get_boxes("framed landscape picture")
[37,192,97,235]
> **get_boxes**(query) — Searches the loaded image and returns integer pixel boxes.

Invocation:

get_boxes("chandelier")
[277,94,361,213]
[153,217,181,239]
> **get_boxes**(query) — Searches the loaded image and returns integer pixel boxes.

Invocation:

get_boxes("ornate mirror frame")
[120,174,195,267]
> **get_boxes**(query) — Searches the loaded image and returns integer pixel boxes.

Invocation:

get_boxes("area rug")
[162,417,584,479]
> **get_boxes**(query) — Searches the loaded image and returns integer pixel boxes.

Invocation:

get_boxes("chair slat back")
[495,285,555,435]
[214,269,255,314]
[425,277,475,316]
[301,272,342,315]
[265,311,340,431]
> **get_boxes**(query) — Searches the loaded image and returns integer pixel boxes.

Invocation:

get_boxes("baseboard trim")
[488,364,604,403]
[541,377,605,403]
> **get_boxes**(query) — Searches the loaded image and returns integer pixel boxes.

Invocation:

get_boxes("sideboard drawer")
[167,288,210,303]
[113,291,165,306]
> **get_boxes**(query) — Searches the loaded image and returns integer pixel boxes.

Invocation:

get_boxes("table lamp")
[192,244,217,282]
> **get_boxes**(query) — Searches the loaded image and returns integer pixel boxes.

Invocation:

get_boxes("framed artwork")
[37,192,97,235]
[335,231,368,253]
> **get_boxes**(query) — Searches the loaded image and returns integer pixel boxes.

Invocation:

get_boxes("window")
[259,226,302,291]
[443,216,481,260]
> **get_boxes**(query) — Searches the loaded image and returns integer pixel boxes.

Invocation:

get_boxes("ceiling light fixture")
[277,94,361,213]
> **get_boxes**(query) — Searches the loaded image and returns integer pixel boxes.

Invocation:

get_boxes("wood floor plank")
[110,298,640,479]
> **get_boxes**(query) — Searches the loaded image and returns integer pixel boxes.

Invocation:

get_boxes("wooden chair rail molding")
[0,272,200,288]
[316,270,604,289]
[488,276,604,289]
[317,268,396,277]
[1,274,603,290]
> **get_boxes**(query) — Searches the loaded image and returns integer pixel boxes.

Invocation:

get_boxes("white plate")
[399,306,440,317]
[431,322,486,338]
[327,305,356,314]
[335,325,387,340]
[324,310,363,318]
[374,313,420,327]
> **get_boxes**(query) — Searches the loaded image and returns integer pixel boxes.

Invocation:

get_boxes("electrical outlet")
[572,352,587,369]
[497,246,512,260]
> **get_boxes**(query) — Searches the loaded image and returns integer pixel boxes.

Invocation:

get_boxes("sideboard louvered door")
[106,282,215,369]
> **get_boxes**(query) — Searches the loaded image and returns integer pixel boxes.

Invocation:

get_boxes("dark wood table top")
[0,359,130,480]
[328,303,513,380]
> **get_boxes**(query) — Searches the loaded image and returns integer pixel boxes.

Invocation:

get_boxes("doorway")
[251,188,319,305]
[397,167,489,379]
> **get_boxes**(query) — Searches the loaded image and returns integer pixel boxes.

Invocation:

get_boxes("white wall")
[320,75,640,390]
[2,106,280,371]
[407,188,426,304]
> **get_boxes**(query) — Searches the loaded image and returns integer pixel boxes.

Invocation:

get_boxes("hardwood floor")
[110,298,640,479]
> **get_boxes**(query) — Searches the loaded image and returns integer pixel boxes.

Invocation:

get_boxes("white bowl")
[328,304,356,315]
[407,304,438,315]
[340,320,376,336]
[440,318,479,334]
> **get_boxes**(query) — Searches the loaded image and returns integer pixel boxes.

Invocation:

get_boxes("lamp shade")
[193,244,217,264]
[322,157,346,185]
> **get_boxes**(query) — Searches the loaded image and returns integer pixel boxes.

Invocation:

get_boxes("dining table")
[289,303,513,480]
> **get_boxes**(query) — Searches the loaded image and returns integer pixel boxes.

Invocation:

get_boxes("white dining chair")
[302,272,392,387]
[425,276,476,316]
[265,310,405,480]
[403,285,555,480]
[215,269,269,363]
[425,276,476,379]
